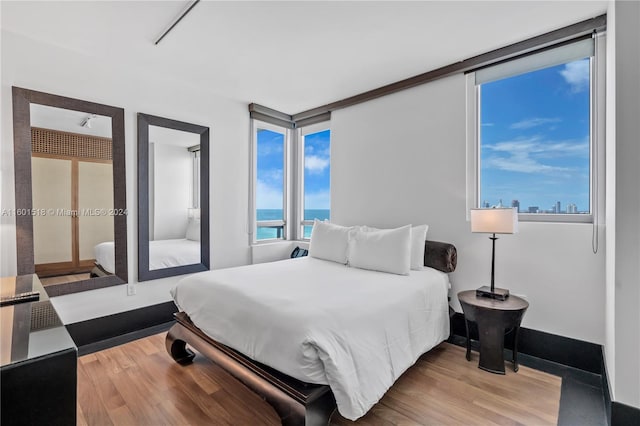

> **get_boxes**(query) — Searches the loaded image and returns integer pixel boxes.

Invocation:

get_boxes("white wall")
[152,143,191,240]
[331,73,606,344]
[611,0,640,409]
[1,30,253,323]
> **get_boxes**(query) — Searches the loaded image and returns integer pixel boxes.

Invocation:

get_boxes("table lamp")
[470,207,518,300]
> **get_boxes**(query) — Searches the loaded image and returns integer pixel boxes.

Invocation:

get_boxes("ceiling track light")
[80,114,97,128]
[154,0,200,46]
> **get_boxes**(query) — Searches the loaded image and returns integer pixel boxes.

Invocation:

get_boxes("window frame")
[297,122,331,240]
[250,119,330,244]
[466,34,605,224]
[250,119,290,243]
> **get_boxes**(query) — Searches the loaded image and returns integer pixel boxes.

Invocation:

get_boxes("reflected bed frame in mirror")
[12,87,128,296]
[137,113,210,281]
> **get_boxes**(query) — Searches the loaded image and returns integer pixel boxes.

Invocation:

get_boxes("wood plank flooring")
[77,333,561,425]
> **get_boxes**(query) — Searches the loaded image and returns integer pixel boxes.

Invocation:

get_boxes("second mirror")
[137,113,210,281]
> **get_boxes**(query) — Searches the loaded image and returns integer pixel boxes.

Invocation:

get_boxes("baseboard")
[602,347,612,425]
[450,312,602,374]
[65,301,177,350]
[611,401,640,426]
[602,348,640,426]
[76,322,174,356]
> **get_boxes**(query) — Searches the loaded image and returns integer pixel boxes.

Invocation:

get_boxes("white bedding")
[94,239,200,273]
[147,238,201,270]
[171,256,450,420]
[93,241,116,273]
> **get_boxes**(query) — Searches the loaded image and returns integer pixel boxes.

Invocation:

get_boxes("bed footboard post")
[304,390,336,426]
[166,323,196,365]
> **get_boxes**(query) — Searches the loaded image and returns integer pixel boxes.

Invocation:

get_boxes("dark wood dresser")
[1,274,77,426]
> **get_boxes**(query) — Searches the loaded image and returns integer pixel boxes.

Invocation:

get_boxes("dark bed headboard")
[424,240,457,273]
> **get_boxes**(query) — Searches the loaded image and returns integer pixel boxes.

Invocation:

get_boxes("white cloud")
[256,179,283,209]
[510,117,561,130]
[257,141,283,157]
[485,155,568,174]
[260,168,283,184]
[482,122,495,127]
[305,155,329,174]
[559,60,589,93]
[483,137,587,174]
[304,190,330,210]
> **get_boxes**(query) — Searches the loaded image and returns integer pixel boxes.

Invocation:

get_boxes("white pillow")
[410,224,429,270]
[360,224,429,270]
[185,219,200,241]
[309,220,352,264]
[349,224,412,275]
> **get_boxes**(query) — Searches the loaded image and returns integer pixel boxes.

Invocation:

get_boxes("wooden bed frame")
[89,263,111,278]
[166,240,457,425]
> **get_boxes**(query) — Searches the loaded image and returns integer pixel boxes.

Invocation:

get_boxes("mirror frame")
[137,113,210,281]
[12,86,128,296]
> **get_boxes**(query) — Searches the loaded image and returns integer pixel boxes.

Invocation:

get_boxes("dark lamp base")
[476,286,510,300]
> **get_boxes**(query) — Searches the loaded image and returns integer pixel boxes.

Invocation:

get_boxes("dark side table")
[1,275,77,426]
[458,290,529,374]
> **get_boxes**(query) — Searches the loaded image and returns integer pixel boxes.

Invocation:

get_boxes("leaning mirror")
[137,113,209,281]
[12,87,128,296]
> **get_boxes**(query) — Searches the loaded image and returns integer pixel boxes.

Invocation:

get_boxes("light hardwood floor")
[77,333,561,425]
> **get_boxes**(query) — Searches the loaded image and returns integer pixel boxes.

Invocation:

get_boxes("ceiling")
[31,104,112,138]
[1,1,608,114]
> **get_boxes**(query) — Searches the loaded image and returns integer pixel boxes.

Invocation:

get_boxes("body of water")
[257,209,329,240]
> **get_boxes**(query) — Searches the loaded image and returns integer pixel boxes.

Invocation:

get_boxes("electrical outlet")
[127,283,136,296]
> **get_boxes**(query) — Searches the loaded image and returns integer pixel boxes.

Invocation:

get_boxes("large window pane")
[256,128,284,240]
[303,129,330,238]
[479,58,591,216]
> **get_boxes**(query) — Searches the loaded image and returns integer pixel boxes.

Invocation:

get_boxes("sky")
[256,128,330,213]
[480,58,591,213]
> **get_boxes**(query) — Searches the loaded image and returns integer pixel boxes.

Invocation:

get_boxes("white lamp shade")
[470,208,518,234]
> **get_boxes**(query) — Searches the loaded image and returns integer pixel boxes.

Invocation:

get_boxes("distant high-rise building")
[567,203,578,214]
[482,200,490,208]
[511,200,520,212]
[556,201,561,214]
[551,204,557,214]
[528,206,539,213]
[497,199,504,208]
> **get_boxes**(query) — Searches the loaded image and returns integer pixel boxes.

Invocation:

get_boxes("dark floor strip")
[76,321,173,356]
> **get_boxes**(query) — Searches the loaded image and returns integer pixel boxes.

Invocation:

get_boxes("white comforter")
[147,239,200,270]
[94,239,200,273]
[171,257,450,420]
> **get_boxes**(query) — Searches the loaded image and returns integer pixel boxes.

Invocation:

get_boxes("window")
[254,124,287,240]
[300,127,331,238]
[251,119,330,242]
[467,36,603,223]
[190,146,200,209]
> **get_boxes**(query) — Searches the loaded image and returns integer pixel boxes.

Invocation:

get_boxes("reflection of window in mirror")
[29,104,116,287]
[147,126,202,271]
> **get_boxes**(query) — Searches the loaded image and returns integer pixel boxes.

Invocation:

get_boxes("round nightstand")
[457,290,529,374]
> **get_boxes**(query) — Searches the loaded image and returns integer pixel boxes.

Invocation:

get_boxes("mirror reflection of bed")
[137,113,209,281]
[147,125,201,270]
[29,104,115,287]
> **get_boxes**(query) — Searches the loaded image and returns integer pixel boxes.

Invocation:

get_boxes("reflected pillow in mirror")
[186,219,200,241]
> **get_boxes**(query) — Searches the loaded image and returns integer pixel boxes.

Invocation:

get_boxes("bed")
[92,238,200,275]
[166,238,457,425]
